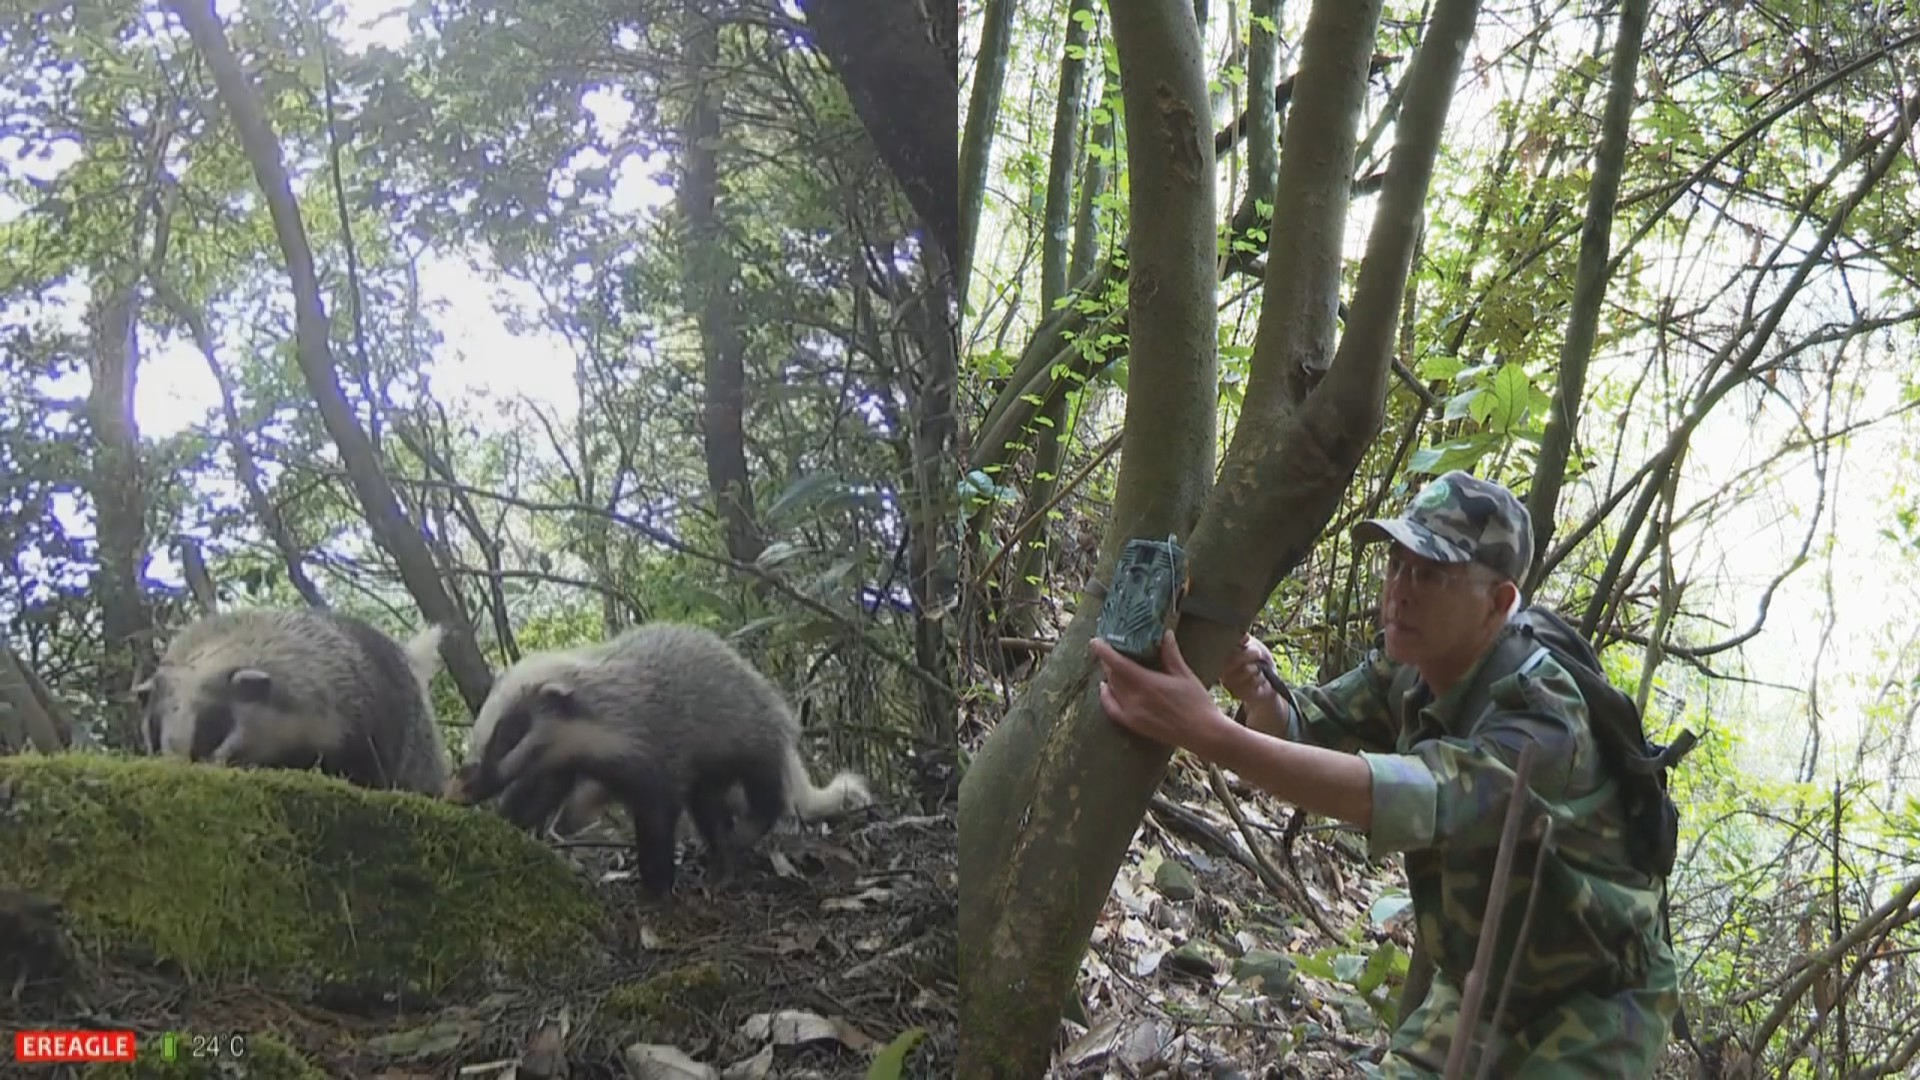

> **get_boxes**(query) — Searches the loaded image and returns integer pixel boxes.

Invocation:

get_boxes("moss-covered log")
[0,754,604,1000]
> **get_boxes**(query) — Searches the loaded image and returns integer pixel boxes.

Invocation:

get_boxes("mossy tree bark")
[164,0,494,714]
[958,0,1485,1071]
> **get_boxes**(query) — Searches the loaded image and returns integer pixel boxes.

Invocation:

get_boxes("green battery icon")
[160,1032,180,1062]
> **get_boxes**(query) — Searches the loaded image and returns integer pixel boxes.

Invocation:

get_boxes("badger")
[137,608,449,795]
[443,622,872,895]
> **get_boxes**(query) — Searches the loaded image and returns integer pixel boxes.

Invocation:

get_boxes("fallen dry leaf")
[621,1043,717,1080]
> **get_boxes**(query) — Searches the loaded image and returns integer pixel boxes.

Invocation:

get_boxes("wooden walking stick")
[1442,741,1539,1080]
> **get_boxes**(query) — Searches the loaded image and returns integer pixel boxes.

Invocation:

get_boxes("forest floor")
[1049,757,1701,1078]
[0,802,956,1079]
[1048,757,1414,1078]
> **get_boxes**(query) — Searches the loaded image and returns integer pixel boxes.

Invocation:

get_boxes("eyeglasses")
[1381,549,1479,591]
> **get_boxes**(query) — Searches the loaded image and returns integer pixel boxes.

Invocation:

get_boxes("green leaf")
[765,472,846,527]
[755,540,808,569]
[1443,388,1482,422]
[867,1027,928,1080]
[1486,363,1532,433]
[1419,355,1465,381]
[1293,951,1336,980]
[1408,435,1499,475]
[1356,942,1402,998]
[1333,953,1366,984]
[817,558,857,590]
[1529,386,1554,420]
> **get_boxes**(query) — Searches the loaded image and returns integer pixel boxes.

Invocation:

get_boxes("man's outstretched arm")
[1090,633,1373,831]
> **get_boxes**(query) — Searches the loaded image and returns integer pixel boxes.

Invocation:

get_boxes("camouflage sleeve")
[1361,650,1589,858]
[1278,648,1402,756]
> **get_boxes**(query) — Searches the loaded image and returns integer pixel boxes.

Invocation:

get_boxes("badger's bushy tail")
[401,624,451,787]
[403,624,447,684]
[783,745,873,821]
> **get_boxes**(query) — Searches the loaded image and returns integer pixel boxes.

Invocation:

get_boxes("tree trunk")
[0,646,71,754]
[1070,66,1116,288]
[1523,0,1648,587]
[799,0,959,269]
[680,14,764,569]
[959,0,1220,1071]
[904,243,960,749]
[1003,0,1099,643]
[165,0,493,715]
[84,275,152,751]
[1228,0,1283,237]
[175,536,218,614]
[956,0,1015,302]
[959,0,1483,1070]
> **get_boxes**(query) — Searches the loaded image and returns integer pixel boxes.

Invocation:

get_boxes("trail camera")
[1096,535,1188,664]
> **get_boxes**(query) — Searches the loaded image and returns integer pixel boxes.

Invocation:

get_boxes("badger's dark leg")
[624,788,681,896]
[580,756,680,896]
[687,778,742,881]
[731,750,789,850]
[499,771,573,833]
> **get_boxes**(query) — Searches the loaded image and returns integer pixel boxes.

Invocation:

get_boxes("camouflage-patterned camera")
[1095,535,1188,664]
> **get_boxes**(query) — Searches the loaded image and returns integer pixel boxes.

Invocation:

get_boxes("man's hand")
[1218,634,1278,705]
[1089,631,1235,759]
[1092,631,1375,832]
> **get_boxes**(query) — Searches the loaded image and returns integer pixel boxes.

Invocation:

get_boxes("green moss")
[0,753,606,997]
[83,1032,325,1079]
[601,962,737,1034]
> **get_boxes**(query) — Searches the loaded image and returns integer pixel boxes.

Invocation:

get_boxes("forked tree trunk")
[958,0,1482,1071]
[165,0,494,714]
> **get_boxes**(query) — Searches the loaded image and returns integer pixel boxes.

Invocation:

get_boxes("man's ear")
[1495,578,1520,618]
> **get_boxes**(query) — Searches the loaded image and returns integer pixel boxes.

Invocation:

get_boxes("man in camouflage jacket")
[1091,470,1679,1076]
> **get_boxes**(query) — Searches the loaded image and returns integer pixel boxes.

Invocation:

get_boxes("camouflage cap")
[1353,470,1533,582]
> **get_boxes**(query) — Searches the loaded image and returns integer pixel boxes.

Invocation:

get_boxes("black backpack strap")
[1613,729,1701,776]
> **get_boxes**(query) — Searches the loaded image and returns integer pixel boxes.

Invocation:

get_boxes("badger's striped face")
[453,650,635,807]
[453,678,581,802]
[136,662,322,769]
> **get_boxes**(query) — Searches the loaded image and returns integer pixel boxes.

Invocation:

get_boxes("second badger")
[445,622,871,894]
